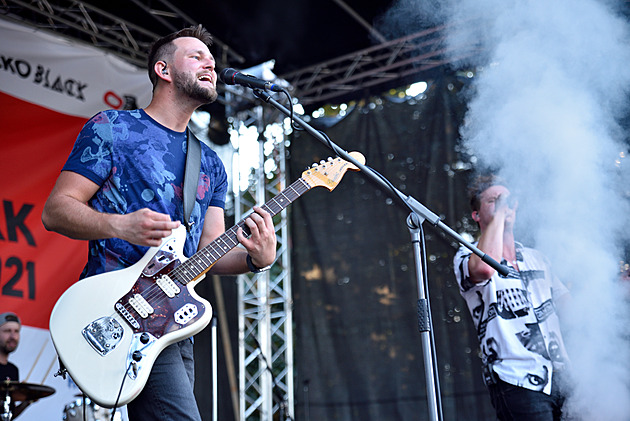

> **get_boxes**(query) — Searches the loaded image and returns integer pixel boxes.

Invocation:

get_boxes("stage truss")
[0,0,475,108]
[228,100,294,421]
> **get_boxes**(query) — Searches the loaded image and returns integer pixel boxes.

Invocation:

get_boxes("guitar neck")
[173,177,312,284]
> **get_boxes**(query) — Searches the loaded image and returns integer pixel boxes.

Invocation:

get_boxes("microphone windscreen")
[219,68,237,84]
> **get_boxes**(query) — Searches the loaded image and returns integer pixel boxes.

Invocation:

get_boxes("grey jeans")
[127,339,201,421]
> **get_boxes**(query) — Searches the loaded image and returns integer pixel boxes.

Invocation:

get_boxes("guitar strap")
[183,128,201,232]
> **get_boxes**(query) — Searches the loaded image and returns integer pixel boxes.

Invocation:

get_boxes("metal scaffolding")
[0,0,244,68]
[279,23,479,108]
[0,0,476,109]
[229,100,294,421]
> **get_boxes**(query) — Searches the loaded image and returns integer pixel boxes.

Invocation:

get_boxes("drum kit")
[1,380,54,421]
[62,396,121,421]
[1,380,119,421]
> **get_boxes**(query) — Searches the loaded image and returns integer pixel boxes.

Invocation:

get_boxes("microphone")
[219,68,282,92]
[497,194,518,210]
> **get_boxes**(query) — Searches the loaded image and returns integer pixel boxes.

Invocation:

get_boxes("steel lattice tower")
[231,103,294,421]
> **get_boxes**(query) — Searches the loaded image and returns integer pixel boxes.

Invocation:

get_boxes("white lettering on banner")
[1,54,88,101]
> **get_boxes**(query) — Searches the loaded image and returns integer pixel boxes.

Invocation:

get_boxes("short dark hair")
[468,174,507,211]
[147,25,213,89]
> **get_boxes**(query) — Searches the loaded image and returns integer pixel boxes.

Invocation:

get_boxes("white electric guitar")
[49,152,364,408]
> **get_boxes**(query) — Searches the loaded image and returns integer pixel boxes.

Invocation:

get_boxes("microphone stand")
[251,89,508,421]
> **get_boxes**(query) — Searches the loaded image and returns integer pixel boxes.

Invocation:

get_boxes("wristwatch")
[246,254,271,273]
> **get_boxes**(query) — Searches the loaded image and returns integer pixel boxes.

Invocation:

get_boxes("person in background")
[41,25,277,421]
[452,174,571,421]
[0,312,20,382]
[0,312,33,418]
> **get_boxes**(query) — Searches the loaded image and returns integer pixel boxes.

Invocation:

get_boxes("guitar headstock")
[301,151,365,191]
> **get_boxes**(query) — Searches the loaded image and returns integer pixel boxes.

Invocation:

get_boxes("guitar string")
[163,180,308,285]
[83,165,336,383]
[82,172,312,362]
[99,180,311,386]
[117,183,305,320]
[116,180,311,327]
[91,165,336,406]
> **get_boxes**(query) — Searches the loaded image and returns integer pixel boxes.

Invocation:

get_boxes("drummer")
[0,312,21,381]
[0,312,32,418]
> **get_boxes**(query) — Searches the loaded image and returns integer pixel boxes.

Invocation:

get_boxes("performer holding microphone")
[452,175,572,421]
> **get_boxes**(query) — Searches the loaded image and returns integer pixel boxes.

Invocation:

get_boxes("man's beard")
[173,71,218,104]
[0,342,17,355]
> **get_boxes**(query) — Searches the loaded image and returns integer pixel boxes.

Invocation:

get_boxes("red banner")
[0,91,87,328]
[0,17,151,420]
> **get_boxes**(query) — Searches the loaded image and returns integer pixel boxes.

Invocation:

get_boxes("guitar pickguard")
[141,237,178,277]
[114,244,207,340]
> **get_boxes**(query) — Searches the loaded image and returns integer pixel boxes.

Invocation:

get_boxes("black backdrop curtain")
[192,76,500,421]
[193,75,630,421]
[288,76,495,421]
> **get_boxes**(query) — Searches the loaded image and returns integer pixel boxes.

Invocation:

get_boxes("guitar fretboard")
[171,177,311,284]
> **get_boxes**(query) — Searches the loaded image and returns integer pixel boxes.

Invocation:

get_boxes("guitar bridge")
[82,316,124,356]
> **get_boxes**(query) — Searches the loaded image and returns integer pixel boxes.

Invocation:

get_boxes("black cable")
[279,88,303,134]
[109,362,133,421]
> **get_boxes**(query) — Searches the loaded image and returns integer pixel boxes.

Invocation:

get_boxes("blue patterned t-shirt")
[63,109,228,278]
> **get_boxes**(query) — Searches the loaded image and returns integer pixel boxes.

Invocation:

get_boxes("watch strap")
[246,254,271,273]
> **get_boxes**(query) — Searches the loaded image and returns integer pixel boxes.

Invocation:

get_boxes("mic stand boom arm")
[252,89,507,276]
[252,89,508,421]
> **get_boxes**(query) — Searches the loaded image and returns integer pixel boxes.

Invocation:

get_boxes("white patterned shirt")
[453,242,570,394]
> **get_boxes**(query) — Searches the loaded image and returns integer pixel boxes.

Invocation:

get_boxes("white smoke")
[380,0,630,418]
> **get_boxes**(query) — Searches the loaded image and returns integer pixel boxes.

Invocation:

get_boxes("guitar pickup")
[128,294,154,318]
[156,275,181,298]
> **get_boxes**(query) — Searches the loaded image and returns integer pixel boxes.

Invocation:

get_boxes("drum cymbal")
[1,380,55,402]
